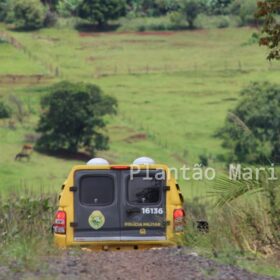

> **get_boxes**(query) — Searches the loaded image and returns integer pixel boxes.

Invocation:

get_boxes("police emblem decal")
[88,210,105,230]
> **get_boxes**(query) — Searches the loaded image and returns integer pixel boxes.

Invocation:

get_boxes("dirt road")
[1,248,277,280]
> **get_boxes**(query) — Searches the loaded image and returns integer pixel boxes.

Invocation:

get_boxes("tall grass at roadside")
[0,190,58,271]
[183,171,280,277]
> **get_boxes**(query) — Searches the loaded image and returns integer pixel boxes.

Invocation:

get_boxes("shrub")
[213,173,280,251]
[78,0,126,27]
[178,0,204,29]
[0,192,57,271]
[217,16,230,28]
[118,15,187,31]
[239,0,258,25]
[1,0,14,23]
[218,82,280,164]
[0,101,11,119]
[169,11,185,26]
[36,81,117,155]
[0,0,8,21]
[43,10,57,27]
[195,14,239,29]
[0,193,56,243]
[227,0,258,26]
[199,154,209,167]
[56,0,82,17]
[206,0,233,15]
[184,173,280,262]
[9,0,45,30]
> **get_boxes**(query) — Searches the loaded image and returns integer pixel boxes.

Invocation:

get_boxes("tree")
[239,0,258,25]
[206,0,232,15]
[0,0,8,21]
[256,0,280,60]
[78,0,126,27]
[0,101,11,119]
[11,0,45,30]
[40,0,59,11]
[36,81,117,154]
[227,0,258,25]
[178,0,203,29]
[56,0,82,17]
[218,82,280,164]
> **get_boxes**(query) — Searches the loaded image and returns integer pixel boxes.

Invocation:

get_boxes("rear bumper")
[54,233,176,250]
[73,236,166,242]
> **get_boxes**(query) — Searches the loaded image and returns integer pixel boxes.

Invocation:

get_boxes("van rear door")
[73,170,120,242]
[120,169,166,241]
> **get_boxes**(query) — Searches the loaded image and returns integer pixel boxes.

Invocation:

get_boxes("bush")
[216,16,230,28]
[227,0,258,26]
[239,0,258,25]
[36,81,117,154]
[218,82,280,164]
[0,101,11,119]
[199,154,209,167]
[56,0,81,17]
[0,0,14,23]
[206,0,233,15]
[0,192,57,271]
[43,10,57,27]
[184,173,280,263]
[0,193,56,243]
[0,0,8,21]
[9,0,45,30]
[78,0,126,27]
[118,15,187,31]
[195,14,239,29]
[169,11,185,26]
[178,0,204,29]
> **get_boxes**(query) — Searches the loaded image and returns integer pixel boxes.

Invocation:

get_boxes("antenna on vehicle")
[133,157,155,165]
[87,158,109,165]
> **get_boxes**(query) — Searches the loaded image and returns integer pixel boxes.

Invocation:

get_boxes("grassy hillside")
[0,25,279,196]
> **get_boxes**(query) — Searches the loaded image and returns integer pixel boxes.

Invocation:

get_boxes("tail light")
[53,211,66,234]
[173,208,185,232]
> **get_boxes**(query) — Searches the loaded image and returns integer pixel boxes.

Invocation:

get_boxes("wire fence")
[1,31,279,81]
[0,31,60,78]
[92,61,280,78]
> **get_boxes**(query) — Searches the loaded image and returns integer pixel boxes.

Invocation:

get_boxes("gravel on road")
[0,247,277,280]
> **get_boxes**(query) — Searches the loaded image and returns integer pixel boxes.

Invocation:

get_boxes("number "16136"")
[142,208,163,215]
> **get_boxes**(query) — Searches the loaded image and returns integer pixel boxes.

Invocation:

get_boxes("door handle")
[126,207,141,214]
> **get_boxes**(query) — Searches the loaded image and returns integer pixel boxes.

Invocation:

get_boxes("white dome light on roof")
[87,158,109,165]
[133,157,155,165]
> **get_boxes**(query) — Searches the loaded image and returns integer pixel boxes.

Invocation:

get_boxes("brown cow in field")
[22,144,33,153]
[14,144,33,162]
[15,153,30,161]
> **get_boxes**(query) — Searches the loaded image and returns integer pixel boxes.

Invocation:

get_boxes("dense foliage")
[56,0,82,17]
[6,0,45,30]
[0,101,11,119]
[256,0,280,60]
[36,81,117,154]
[218,82,280,164]
[0,0,8,21]
[0,0,264,30]
[178,0,203,29]
[78,0,127,26]
[206,0,232,15]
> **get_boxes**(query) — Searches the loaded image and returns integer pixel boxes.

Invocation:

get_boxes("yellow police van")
[53,157,185,250]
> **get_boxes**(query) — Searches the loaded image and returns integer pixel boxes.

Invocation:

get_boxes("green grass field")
[1,23,280,277]
[0,24,279,196]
